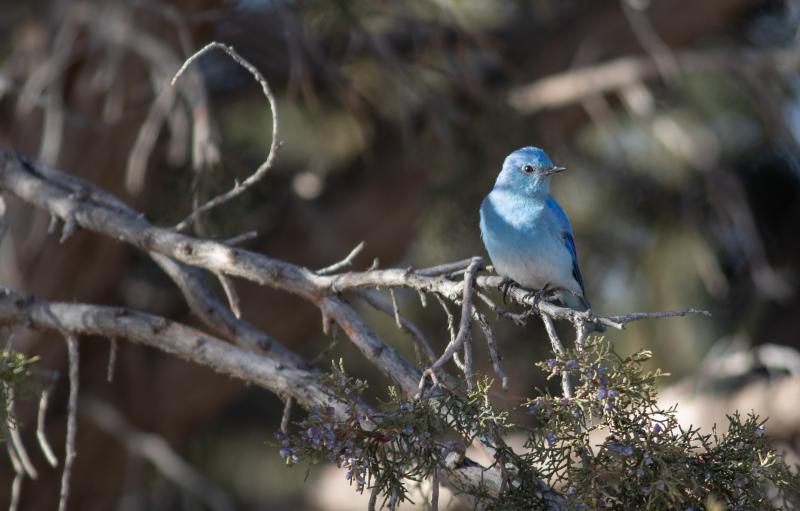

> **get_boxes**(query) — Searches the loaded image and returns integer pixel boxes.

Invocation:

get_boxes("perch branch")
[0,150,712,504]
[0,151,708,391]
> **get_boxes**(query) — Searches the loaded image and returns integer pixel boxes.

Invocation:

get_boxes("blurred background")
[0,0,799,509]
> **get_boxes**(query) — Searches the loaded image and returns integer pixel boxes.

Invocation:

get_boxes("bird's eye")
[522,165,535,174]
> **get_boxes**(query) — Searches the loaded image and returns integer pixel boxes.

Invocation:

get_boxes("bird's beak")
[542,166,567,175]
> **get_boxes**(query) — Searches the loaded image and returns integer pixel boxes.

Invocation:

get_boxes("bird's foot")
[498,277,518,304]
[524,283,557,309]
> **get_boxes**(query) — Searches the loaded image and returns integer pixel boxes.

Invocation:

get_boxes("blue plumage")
[480,147,591,310]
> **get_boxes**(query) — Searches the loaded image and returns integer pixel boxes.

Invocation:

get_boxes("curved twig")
[172,42,280,231]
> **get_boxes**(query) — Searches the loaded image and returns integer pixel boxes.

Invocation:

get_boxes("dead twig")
[36,382,59,467]
[431,468,440,511]
[473,309,508,390]
[58,335,79,511]
[414,258,475,277]
[106,338,118,383]
[435,293,464,371]
[6,442,23,511]
[216,272,242,319]
[281,397,293,434]
[5,385,37,479]
[317,241,365,275]
[420,257,483,389]
[540,313,573,398]
[172,42,280,231]
[223,230,258,246]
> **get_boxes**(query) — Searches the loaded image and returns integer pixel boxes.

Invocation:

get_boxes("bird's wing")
[546,196,586,296]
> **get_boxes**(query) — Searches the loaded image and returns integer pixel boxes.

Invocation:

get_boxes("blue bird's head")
[493,147,566,196]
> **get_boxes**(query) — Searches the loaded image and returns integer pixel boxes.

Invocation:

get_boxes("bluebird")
[479,147,592,311]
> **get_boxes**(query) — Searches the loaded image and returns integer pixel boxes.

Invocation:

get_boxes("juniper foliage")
[0,349,39,435]
[277,340,799,509]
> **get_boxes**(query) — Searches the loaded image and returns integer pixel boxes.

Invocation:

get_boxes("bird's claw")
[525,283,555,309]
[498,277,517,304]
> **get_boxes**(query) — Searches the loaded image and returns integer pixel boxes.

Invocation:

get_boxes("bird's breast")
[479,191,579,293]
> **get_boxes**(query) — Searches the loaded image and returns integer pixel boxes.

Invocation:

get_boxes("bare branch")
[126,87,175,194]
[149,253,309,369]
[58,216,77,244]
[281,396,293,434]
[0,151,713,503]
[216,272,242,319]
[223,230,258,246]
[0,286,504,500]
[367,485,379,511]
[58,334,79,511]
[414,258,475,277]
[6,442,23,511]
[508,46,800,114]
[540,313,573,398]
[106,338,118,383]
[36,382,59,467]
[421,257,483,388]
[0,151,707,383]
[435,293,464,371]
[463,330,475,391]
[389,289,402,329]
[5,385,37,479]
[602,307,711,326]
[0,287,336,416]
[317,241,365,275]
[473,309,508,390]
[5,158,423,395]
[431,468,440,511]
[172,42,280,231]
